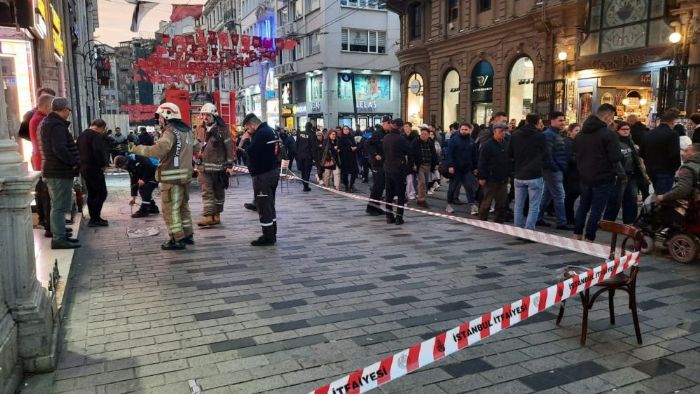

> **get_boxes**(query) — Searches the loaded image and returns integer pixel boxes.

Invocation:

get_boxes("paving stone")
[193,309,234,321]
[632,357,685,377]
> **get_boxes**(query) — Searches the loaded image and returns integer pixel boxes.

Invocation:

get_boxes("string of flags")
[132,29,298,84]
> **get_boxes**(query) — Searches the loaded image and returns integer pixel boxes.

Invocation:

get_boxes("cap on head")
[156,102,182,120]
[200,103,218,116]
[51,97,71,112]
[381,115,393,123]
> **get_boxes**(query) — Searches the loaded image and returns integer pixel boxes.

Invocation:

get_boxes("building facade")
[115,38,156,108]
[386,0,700,128]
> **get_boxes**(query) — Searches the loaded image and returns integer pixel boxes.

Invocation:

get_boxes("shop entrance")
[576,70,655,124]
[472,103,493,127]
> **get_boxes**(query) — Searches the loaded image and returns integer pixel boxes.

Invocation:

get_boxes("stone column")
[0,53,58,382]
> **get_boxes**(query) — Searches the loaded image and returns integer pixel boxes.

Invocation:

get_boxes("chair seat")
[595,272,629,288]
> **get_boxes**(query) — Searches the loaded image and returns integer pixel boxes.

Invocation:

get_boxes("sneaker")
[251,236,276,246]
[445,204,455,214]
[161,239,186,250]
[182,235,195,245]
[131,210,149,218]
[51,239,81,249]
[244,203,257,211]
[427,190,434,195]
[470,205,479,215]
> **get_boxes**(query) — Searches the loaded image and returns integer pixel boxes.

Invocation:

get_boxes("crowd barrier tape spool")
[310,251,640,394]
[231,165,609,259]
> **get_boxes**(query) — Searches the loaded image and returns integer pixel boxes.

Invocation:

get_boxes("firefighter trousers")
[199,171,226,216]
[161,183,193,241]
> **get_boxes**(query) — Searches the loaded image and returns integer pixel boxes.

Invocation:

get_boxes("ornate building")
[385,0,700,127]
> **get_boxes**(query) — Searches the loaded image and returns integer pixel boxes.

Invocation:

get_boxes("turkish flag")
[218,32,230,49]
[170,4,203,22]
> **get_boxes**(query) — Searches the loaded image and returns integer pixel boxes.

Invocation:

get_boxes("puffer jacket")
[542,127,569,173]
[133,119,195,185]
[198,117,234,172]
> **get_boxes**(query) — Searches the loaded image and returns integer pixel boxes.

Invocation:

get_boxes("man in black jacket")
[640,110,681,195]
[627,115,648,146]
[478,123,510,222]
[242,114,280,246]
[445,123,478,214]
[507,113,549,230]
[411,126,438,208]
[40,97,81,249]
[295,122,316,191]
[573,103,622,242]
[365,116,391,216]
[383,118,412,225]
[77,119,110,227]
[115,154,159,218]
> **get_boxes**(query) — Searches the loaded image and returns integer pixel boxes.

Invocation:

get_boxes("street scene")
[0,0,699,393]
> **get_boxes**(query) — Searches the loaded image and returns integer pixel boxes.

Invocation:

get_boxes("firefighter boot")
[213,214,221,225]
[197,215,217,227]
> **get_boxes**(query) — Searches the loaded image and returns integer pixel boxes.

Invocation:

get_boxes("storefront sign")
[50,4,64,57]
[296,103,307,115]
[33,0,48,39]
[311,101,321,112]
[338,73,391,101]
[471,61,494,103]
[575,47,670,71]
[281,82,292,104]
[357,101,377,111]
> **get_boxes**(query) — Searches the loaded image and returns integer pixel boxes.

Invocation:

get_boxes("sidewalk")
[35,175,700,393]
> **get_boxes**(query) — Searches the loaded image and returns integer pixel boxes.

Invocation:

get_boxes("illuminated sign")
[33,0,48,39]
[50,4,64,57]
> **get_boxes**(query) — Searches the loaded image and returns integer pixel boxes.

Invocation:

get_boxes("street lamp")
[669,31,682,44]
[557,51,568,61]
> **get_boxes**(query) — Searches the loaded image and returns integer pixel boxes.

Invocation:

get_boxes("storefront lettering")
[357,101,377,111]
[592,54,647,70]
[33,0,48,39]
[311,101,321,112]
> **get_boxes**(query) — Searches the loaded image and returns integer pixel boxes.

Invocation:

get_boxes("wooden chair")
[279,159,292,192]
[556,220,644,345]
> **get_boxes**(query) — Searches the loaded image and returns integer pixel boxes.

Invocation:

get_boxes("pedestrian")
[137,126,154,146]
[313,130,325,183]
[402,122,418,201]
[477,123,510,222]
[411,126,438,207]
[320,129,341,190]
[358,127,372,183]
[240,113,280,246]
[537,111,573,230]
[639,109,681,195]
[18,87,56,142]
[573,103,622,242]
[339,126,359,192]
[689,113,700,143]
[77,119,110,227]
[383,118,412,225]
[114,154,159,218]
[627,115,648,146]
[563,123,581,225]
[427,129,442,193]
[508,113,549,230]
[133,103,196,250]
[29,93,54,237]
[39,97,80,249]
[295,122,316,191]
[365,117,390,216]
[445,123,479,215]
[110,127,128,160]
[604,122,646,224]
[282,129,296,170]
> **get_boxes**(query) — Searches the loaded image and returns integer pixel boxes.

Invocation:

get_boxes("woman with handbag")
[321,129,342,190]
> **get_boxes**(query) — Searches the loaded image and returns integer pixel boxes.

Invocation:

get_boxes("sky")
[94,0,204,47]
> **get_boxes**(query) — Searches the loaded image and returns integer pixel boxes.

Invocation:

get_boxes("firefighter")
[195,103,235,226]
[133,103,196,250]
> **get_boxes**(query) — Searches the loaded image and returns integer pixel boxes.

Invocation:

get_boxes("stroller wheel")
[641,234,655,254]
[668,233,699,264]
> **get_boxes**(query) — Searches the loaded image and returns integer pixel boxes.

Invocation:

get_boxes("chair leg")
[580,291,590,346]
[608,289,616,325]
[629,290,643,345]
[556,301,566,326]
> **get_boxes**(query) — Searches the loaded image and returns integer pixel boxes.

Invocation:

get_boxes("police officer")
[133,103,196,250]
[383,118,412,225]
[196,103,235,227]
[365,116,392,215]
[241,113,279,246]
[295,122,316,192]
[114,154,159,218]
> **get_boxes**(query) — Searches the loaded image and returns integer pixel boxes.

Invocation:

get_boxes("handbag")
[323,159,336,170]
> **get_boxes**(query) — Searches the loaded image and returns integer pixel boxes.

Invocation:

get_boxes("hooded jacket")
[507,124,549,180]
[639,123,681,176]
[133,119,195,185]
[573,115,622,185]
[39,112,80,179]
[662,154,700,202]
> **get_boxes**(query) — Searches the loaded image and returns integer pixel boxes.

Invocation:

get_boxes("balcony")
[277,21,298,38]
[274,62,297,77]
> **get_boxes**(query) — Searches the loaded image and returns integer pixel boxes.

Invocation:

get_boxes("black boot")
[161,238,186,250]
[149,203,160,214]
[395,216,404,225]
[386,214,396,224]
[131,209,149,218]
[182,234,195,245]
[252,226,276,246]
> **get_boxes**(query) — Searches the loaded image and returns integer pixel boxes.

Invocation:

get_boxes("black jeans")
[564,178,581,225]
[367,168,385,213]
[341,164,358,189]
[296,158,313,189]
[479,181,508,222]
[385,171,407,220]
[35,177,52,231]
[82,168,107,221]
[253,169,279,239]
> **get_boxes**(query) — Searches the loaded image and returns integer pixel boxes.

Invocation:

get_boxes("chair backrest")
[598,220,643,259]
[279,159,290,177]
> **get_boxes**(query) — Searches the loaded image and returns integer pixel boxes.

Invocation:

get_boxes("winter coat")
[133,119,195,184]
[39,112,80,179]
[630,121,648,146]
[573,115,622,185]
[29,111,47,171]
[366,127,386,171]
[542,127,569,173]
[478,137,510,183]
[295,129,316,160]
[445,133,478,173]
[125,154,157,197]
[138,130,154,146]
[242,122,278,176]
[338,133,358,171]
[662,153,700,202]
[411,137,438,171]
[383,130,412,174]
[507,124,549,180]
[77,129,110,171]
[198,118,234,172]
[640,123,681,176]
[321,138,341,169]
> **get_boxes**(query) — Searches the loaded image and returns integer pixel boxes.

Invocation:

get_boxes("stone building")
[385,0,700,128]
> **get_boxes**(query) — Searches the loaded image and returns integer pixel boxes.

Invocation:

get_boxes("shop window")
[340,0,385,9]
[582,0,670,56]
[508,57,534,123]
[408,3,423,40]
[305,31,320,56]
[442,70,460,127]
[478,0,491,12]
[407,73,424,126]
[291,0,303,20]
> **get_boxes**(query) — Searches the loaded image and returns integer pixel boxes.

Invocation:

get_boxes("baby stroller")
[635,194,700,264]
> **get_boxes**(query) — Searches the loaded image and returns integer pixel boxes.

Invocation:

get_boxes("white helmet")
[200,103,218,116]
[156,102,182,120]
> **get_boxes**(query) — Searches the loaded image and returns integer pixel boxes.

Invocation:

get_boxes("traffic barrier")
[309,251,640,394]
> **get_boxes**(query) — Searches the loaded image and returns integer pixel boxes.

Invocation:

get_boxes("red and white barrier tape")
[309,251,639,394]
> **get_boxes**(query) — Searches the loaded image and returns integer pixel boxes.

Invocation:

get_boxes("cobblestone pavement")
[52,173,700,394]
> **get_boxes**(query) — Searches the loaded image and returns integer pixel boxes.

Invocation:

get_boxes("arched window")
[508,57,534,123]
[406,73,424,126]
[442,69,460,127]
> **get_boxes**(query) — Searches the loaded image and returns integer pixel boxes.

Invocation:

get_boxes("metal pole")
[350,72,358,129]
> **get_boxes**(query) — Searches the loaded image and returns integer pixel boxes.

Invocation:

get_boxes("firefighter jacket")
[197,117,234,172]
[133,120,195,185]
